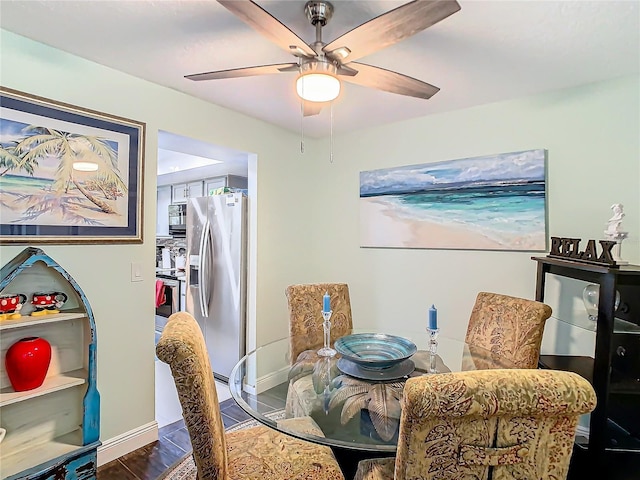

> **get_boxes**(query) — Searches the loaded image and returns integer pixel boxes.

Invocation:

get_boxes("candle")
[428,304,438,330]
[323,292,331,313]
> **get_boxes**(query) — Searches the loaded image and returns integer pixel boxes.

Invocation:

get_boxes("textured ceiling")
[1,0,638,138]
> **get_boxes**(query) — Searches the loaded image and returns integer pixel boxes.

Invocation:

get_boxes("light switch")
[131,262,143,282]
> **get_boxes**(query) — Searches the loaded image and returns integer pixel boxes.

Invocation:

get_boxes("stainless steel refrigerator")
[186,193,247,382]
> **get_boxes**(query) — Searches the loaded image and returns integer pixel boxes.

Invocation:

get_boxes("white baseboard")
[97,421,159,466]
[241,366,289,396]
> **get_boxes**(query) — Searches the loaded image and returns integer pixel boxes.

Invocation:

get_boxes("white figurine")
[604,203,629,264]
[606,203,625,234]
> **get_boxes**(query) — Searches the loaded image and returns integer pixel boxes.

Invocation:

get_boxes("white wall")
[0,30,320,446]
[305,75,639,358]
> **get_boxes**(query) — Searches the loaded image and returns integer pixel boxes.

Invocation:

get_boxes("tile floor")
[97,397,254,479]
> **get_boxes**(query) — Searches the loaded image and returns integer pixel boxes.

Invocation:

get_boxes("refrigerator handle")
[202,220,214,316]
[198,219,210,318]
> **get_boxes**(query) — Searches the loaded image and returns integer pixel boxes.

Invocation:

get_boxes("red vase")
[5,337,52,392]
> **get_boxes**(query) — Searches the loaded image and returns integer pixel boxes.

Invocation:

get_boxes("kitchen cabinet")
[0,248,100,480]
[171,181,203,204]
[204,175,247,196]
[165,176,247,207]
[532,256,640,467]
[157,184,172,236]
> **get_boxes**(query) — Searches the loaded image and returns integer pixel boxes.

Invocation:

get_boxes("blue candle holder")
[427,327,440,373]
[318,310,336,357]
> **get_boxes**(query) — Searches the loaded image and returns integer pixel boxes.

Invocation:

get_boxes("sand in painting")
[0,179,126,227]
[360,197,528,250]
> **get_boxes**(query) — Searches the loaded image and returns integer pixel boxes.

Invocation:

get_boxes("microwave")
[168,204,187,236]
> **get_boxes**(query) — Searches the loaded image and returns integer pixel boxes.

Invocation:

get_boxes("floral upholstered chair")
[286,283,353,363]
[354,369,596,480]
[285,283,353,418]
[156,312,345,480]
[464,291,553,369]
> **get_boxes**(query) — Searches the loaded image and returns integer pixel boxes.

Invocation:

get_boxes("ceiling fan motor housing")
[305,1,333,26]
[299,59,337,76]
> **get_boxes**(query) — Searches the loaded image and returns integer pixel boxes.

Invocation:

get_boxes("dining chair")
[156,311,345,480]
[285,282,353,364]
[285,283,353,418]
[353,369,597,480]
[464,291,552,369]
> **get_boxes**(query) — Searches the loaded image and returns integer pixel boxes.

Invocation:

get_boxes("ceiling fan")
[186,0,461,116]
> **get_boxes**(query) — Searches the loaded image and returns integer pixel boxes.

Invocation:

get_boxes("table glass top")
[229,330,515,452]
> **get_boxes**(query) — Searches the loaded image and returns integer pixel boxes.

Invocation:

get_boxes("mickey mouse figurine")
[0,293,27,321]
[31,292,68,316]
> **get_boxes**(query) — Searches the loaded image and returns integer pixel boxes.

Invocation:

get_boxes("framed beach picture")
[360,149,547,251]
[0,87,145,244]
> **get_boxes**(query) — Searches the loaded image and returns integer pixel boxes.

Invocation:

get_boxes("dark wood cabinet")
[532,256,640,463]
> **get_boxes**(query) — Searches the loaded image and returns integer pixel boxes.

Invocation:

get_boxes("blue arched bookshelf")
[0,247,100,479]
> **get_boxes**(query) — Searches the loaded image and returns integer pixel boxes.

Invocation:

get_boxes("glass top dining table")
[228,329,516,453]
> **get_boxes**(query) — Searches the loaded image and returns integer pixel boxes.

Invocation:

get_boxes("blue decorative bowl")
[334,333,417,369]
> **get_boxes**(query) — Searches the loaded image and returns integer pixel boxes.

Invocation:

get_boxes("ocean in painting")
[359,149,547,251]
[0,174,54,191]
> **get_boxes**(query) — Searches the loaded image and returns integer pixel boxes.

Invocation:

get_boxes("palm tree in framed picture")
[13,126,126,217]
[0,144,38,177]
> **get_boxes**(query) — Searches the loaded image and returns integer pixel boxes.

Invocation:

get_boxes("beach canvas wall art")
[0,88,144,244]
[360,149,547,251]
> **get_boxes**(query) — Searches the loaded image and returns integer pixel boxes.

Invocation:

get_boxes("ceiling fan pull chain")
[330,102,334,164]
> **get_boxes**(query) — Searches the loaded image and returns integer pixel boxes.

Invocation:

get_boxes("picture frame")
[0,87,145,244]
[360,149,547,251]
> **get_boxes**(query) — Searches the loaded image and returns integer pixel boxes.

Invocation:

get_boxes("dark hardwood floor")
[99,398,640,480]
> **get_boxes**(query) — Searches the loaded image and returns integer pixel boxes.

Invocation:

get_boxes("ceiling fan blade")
[185,63,298,81]
[323,0,461,63]
[342,63,440,100]
[303,101,324,117]
[218,0,317,58]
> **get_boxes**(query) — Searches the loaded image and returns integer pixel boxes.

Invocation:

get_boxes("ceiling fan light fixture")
[296,72,340,102]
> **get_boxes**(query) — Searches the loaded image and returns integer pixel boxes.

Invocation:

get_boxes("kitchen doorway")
[155,130,250,427]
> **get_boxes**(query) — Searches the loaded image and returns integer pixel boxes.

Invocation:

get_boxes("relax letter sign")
[548,236,617,266]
